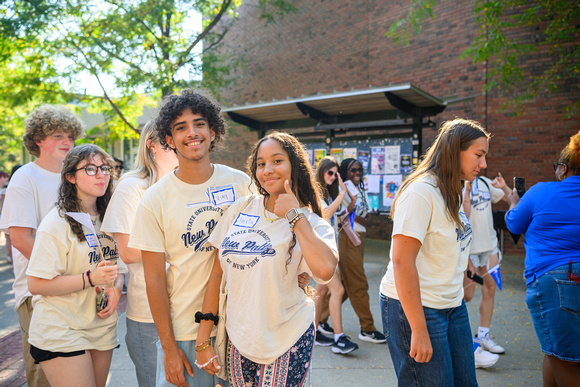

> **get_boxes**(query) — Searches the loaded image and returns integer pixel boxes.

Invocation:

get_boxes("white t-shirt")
[380,175,472,309]
[0,162,60,310]
[206,195,337,364]
[27,208,128,352]
[102,175,153,322]
[129,165,252,341]
[464,176,504,254]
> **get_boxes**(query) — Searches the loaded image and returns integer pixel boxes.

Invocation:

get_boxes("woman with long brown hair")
[26,144,126,387]
[380,119,489,385]
[196,132,338,386]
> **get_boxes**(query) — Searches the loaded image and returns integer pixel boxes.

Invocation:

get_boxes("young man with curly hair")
[129,89,252,387]
[0,104,84,387]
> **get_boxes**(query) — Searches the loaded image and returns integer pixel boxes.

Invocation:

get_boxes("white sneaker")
[475,335,505,354]
[474,346,499,369]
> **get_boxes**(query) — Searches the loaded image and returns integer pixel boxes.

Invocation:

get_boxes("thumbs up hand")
[273,180,301,218]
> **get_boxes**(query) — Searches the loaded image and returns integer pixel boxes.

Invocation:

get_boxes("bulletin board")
[303,137,414,215]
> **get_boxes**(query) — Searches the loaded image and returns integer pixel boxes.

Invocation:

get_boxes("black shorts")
[30,345,85,364]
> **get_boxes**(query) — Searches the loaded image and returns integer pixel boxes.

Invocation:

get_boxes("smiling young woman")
[380,119,490,386]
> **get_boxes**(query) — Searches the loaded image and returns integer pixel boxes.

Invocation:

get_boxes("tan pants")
[320,231,376,332]
[17,296,50,387]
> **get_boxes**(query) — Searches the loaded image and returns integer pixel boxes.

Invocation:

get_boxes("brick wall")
[211,0,580,256]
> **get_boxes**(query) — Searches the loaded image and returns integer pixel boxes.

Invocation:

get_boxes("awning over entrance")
[222,83,446,135]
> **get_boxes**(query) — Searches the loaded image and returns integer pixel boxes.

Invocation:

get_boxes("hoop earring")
[558,174,565,181]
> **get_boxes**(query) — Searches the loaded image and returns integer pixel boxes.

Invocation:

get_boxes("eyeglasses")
[349,167,363,173]
[326,170,336,177]
[76,164,113,176]
[115,165,123,170]
[553,162,566,171]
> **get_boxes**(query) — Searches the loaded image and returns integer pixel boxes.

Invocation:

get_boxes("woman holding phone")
[26,144,126,387]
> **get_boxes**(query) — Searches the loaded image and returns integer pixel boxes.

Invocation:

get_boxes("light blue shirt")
[505,175,580,284]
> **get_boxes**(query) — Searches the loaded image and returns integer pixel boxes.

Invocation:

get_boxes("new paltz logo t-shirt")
[207,195,337,364]
[129,164,252,341]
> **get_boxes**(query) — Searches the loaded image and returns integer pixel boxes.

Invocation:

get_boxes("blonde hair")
[391,118,490,230]
[119,120,159,187]
[23,105,85,157]
[559,130,580,176]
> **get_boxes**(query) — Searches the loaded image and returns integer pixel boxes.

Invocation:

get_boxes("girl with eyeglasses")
[506,130,580,385]
[312,156,359,354]
[102,120,178,387]
[26,144,127,387]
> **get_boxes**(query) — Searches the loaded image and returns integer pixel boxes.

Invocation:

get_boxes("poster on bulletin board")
[330,148,343,163]
[383,174,403,208]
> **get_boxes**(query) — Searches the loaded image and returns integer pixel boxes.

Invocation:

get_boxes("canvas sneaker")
[318,322,334,335]
[474,335,505,354]
[358,329,386,344]
[315,331,334,346]
[332,335,359,354]
[474,346,500,368]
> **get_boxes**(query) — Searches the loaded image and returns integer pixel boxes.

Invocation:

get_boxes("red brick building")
[211,0,580,255]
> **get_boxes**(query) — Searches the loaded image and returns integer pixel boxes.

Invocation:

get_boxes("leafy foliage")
[386,0,579,117]
[0,0,296,166]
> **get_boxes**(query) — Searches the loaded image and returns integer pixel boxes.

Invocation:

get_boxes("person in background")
[129,88,252,387]
[313,156,359,354]
[27,144,126,387]
[505,130,580,386]
[196,132,338,385]
[380,118,489,386]
[2,165,22,265]
[462,172,512,368]
[102,120,178,386]
[114,157,124,176]
[0,105,84,386]
[332,157,386,344]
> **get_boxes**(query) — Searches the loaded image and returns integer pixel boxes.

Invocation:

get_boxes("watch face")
[285,208,298,221]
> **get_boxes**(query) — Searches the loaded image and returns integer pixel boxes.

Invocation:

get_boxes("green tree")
[0,0,296,165]
[386,0,579,117]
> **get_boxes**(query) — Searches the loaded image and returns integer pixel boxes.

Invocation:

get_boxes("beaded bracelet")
[195,341,211,352]
[194,355,218,369]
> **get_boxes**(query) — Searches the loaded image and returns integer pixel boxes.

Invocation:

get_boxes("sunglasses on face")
[349,167,363,173]
[76,164,113,176]
[326,170,337,177]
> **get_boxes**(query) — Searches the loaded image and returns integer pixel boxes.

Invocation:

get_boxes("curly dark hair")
[23,105,85,157]
[315,156,340,203]
[154,88,227,153]
[246,132,323,269]
[57,144,115,241]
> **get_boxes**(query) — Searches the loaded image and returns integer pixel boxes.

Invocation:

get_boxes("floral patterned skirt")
[227,323,314,386]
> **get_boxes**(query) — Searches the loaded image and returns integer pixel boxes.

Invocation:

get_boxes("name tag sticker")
[482,192,491,201]
[233,213,259,228]
[85,234,100,248]
[210,185,235,206]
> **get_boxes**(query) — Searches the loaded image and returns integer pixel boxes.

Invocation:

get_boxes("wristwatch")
[285,208,306,232]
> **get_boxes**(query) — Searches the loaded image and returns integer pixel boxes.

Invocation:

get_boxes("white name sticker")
[210,185,236,206]
[85,234,100,248]
[233,213,259,228]
[482,192,491,201]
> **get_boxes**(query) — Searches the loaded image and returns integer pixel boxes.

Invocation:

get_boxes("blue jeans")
[526,262,580,361]
[156,338,228,387]
[126,319,158,387]
[381,294,478,386]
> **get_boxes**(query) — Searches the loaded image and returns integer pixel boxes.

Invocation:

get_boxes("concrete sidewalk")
[1,238,543,386]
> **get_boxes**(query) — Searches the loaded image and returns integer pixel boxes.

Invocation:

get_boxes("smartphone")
[466,270,484,285]
[344,180,359,197]
[513,177,525,198]
[97,288,109,312]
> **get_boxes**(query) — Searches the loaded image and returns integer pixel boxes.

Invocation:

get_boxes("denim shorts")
[526,262,580,361]
[381,294,477,386]
[469,247,501,268]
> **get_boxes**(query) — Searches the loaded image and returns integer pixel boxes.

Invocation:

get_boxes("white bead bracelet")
[195,355,218,369]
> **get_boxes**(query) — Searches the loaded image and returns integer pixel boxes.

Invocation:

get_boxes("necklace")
[90,215,98,226]
[263,196,282,222]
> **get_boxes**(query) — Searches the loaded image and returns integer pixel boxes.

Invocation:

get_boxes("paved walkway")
[0,237,543,386]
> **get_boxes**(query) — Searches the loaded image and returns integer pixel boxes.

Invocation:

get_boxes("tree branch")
[175,0,233,70]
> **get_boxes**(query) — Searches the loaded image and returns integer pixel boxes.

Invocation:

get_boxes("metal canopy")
[222,83,446,133]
